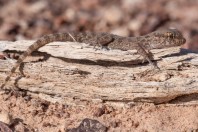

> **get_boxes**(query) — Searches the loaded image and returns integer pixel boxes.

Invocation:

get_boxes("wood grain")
[0,40,197,105]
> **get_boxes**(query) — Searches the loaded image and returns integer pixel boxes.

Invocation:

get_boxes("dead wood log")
[0,40,197,105]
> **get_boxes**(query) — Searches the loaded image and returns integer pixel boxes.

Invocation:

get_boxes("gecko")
[0,29,186,89]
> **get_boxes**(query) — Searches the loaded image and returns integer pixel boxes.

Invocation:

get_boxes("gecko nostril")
[181,38,186,44]
[183,38,186,44]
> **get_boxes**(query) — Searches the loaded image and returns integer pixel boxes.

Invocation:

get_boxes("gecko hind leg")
[95,33,114,51]
[93,45,110,51]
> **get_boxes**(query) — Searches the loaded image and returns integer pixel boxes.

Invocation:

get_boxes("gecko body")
[1,29,186,89]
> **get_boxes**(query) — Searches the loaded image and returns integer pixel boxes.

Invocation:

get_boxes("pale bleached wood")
[0,40,198,105]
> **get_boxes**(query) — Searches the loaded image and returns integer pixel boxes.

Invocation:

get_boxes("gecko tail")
[0,32,77,89]
[1,75,11,89]
[0,39,44,89]
[0,54,28,89]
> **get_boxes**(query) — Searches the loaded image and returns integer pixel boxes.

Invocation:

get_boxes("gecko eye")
[165,32,173,37]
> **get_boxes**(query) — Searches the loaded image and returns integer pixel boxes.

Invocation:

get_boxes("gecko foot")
[152,64,160,70]
[144,57,160,70]
[93,45,110,51]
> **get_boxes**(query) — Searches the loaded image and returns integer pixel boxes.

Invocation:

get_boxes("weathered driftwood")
[0,40,198,105]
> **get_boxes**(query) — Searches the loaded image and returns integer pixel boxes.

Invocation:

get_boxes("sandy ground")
[0,91,198,131]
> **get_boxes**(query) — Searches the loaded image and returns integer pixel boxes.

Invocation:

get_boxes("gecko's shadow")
[5,50,149,88]
[156,48,198,62]
[159,48,197,62]
[5,50,150,68]
[4,48,196,91]
[7,48,196,74]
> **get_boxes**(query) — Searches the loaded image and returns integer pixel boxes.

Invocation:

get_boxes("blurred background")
[0,0,197,51]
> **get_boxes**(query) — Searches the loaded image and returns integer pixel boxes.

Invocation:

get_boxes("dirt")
[0,92,198,132]
[0,0,198,131]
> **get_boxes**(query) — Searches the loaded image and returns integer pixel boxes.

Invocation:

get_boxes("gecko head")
[150,29,186,49]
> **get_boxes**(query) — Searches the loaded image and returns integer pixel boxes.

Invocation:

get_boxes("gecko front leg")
[93,34,114,51]
[136,43,159,69]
